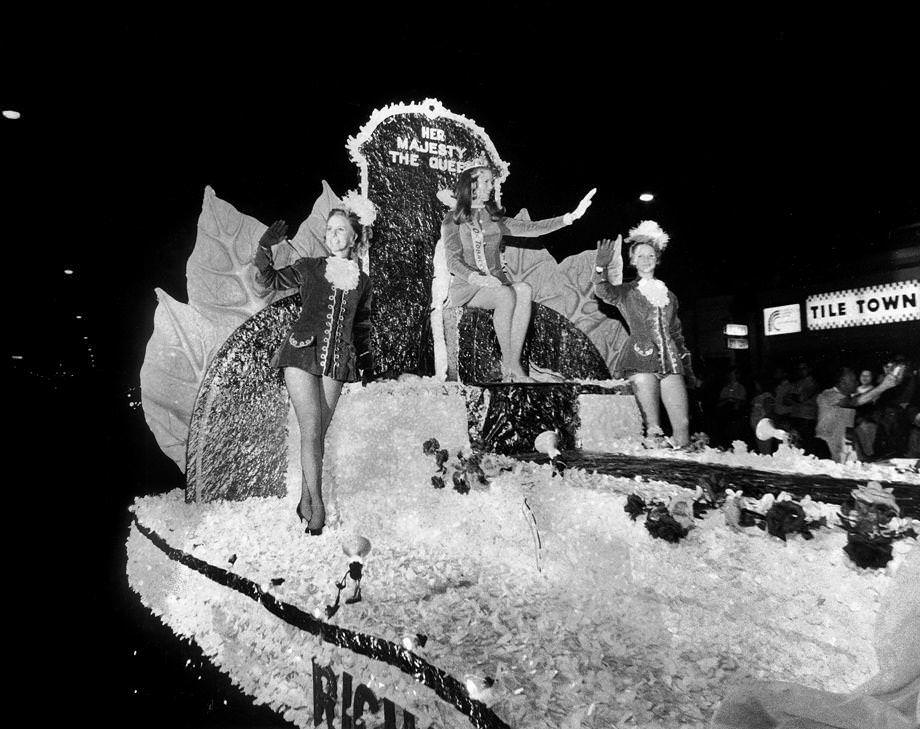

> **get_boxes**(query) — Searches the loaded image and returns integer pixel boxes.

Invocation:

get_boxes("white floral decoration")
[435,188,457,208]
[127,448,914,727]
[340,190,378,227]
[627,220,670,251]
[731,439,750,455]
[126,379,920,727]
[324,256,360,291]
[637,277,670,308]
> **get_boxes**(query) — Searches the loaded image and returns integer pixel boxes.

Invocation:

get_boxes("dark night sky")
[4,9,919,386]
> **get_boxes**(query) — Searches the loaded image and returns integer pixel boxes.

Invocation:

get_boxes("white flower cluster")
[587,438,920,485]
[127,459,917,728]
[340,190,377,227]
[126,381,918,727]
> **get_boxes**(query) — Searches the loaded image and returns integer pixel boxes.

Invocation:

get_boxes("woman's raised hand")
[568,188,597,223]
[595,235,622,267]
[259,220,289,249]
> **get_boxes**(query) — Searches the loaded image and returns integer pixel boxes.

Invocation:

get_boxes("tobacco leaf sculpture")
[141,184,341,470]
[502,209,628,375]
[140,289,226,471]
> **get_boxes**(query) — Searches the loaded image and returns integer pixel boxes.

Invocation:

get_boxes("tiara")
[458,155,492,174]
[340,190,377,227]
[627,220,670,251]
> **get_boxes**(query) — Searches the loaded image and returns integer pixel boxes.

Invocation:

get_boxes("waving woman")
[593,221,693,446]
[254,196,375,534]
[442,158,595,382]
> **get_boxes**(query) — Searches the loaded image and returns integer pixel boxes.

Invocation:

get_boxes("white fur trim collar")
[637,277,669,308]
[324,256,360,291]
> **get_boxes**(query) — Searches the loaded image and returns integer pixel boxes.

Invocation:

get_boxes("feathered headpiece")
[340,190,377,227]
[626,220,670,252]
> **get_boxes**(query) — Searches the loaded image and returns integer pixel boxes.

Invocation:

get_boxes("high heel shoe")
[296,502,324,536]
[296,502,316,532]
[306,504,325,536]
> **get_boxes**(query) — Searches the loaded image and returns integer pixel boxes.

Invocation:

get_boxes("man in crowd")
[816,367,900,462]
[772,365,795,430]
[788,361,819,448]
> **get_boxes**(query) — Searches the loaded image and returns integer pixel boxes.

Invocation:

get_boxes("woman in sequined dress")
[255,206,373,534]
[593,222,693,447]
[441,159,595,382]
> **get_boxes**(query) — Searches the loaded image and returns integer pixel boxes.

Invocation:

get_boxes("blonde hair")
[327,209,373,259]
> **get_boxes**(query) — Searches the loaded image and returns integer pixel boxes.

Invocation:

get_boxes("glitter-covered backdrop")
[185,296,298,502]
[352,103,500,377]
[183,102,615,500]
[457,306,611,384]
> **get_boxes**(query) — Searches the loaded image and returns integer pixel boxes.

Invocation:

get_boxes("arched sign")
[346,99,509,377]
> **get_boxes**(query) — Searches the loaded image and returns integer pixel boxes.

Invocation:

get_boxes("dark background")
[4,7,918,727]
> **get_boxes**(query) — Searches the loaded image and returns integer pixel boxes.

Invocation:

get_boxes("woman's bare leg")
[508,282,533,377]
[284,368,324,528]
[319,376,343,438]
[660,374,690,446]
[313,375,343,528]
[630,373,662,436]
[467,285,522,379]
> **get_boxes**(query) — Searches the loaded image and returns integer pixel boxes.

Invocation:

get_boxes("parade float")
[132,99,919,728]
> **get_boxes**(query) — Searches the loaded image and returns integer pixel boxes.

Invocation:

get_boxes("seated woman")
[254,195,375,535]
[441,158,595,382]
[593,222,693,447]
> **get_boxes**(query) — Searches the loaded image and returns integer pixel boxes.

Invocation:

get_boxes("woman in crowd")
[254,196,375,535]
[856,368,875,394]
[853,367,878,457]
[593,222,693,447]
[442,158,595,382]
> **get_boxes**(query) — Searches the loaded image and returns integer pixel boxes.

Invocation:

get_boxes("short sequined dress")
[254,245,372,383]
[441,209,568,307]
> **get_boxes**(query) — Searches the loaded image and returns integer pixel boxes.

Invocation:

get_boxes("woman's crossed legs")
[284,367,343,531]
[467,281,533,381]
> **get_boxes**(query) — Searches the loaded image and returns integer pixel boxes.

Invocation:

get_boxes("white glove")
[564,187,597,224]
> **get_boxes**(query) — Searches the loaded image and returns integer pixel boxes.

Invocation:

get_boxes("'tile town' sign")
[805,280,920,331]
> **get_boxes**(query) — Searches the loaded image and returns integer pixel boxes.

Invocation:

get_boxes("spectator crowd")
[687,354,920,464]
